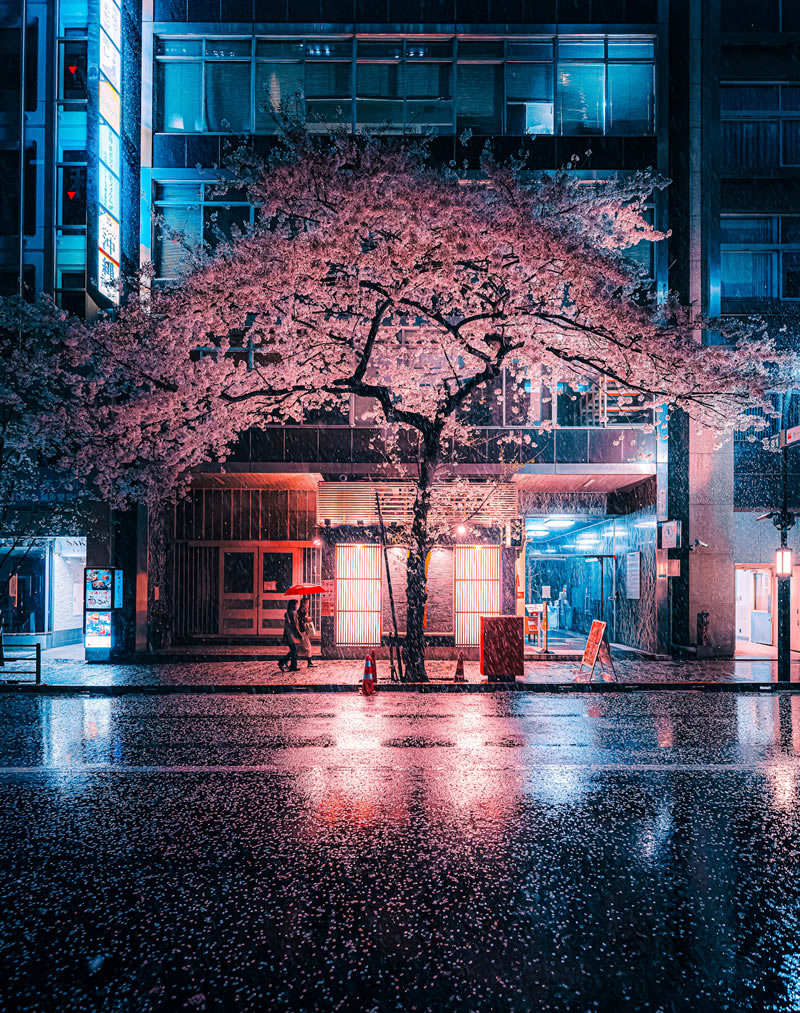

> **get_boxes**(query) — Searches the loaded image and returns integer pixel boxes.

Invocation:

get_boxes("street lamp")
[758,421,798,682]
[776,548,793,577]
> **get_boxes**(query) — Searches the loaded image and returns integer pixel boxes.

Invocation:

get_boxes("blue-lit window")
[152,182,254,281]
[154,33,655,138]
[557,63,604,134]
[55,9,88,314]
[205,62,250,132]
[720,214,800,307]
[721,83,800,169]
[156,62,202,131]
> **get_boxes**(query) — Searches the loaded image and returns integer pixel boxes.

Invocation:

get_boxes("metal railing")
[0,629,42,684]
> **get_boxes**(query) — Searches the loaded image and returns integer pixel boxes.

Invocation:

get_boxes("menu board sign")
[85,568,113,609]
[85,610,112,648]
[574,620,617,683]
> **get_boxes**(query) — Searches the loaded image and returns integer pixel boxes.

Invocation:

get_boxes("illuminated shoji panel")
[454,545,501,647]
[335,544,382,646]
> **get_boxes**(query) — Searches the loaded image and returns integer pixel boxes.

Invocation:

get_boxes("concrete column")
[687,430,735,655]
[134,505,148,653]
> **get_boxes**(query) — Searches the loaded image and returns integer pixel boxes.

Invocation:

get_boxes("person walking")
[296,597,315,668]
[279,599,301,672]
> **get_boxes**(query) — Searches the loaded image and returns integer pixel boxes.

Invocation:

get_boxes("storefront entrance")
[173,541,320,639]
[527,553,617,649]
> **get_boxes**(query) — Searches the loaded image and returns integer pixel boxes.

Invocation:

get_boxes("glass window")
[157,38,202,56]
[206,39,251,58]
[406,62,450,97]
[507,41,553,59]
[223,551,255,594]
[358,41,403,59]
[782,121,800,165]
[155,205,201,278]
[356,64,403,128]
[306,62,351,98]
[607,39,654,59]
[782,253,800,298]
[721,121,778,168]
[558,39,605,59]
[783,86,800,112]
[720,216,774,243]
[406,41,451,59]
[203,204,250,245]
[60,40,87,100]
[558,63,604,134]
[157,62,202,131]
[256,39,305,59]
[205,62,251,131]
[781,218,800,244]
[720,85,779,111]
[306,40,351,59]
[255,63,304,128]
[608,64,653,133]
[406,63,452,129]
[721,250,773,299]
[357,62,402,97]
[458,40,503,59]
[456,64,502,133]
[155,182,203,202]
[506,63,554,134]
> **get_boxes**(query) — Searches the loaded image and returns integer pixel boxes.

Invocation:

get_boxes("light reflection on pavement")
[1,692,800,1011]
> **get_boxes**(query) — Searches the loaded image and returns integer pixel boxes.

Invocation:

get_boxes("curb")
[0,681,798,695]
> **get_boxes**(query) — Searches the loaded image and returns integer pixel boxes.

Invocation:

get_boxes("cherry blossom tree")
[0,296,94,582]
[89,134,790,679]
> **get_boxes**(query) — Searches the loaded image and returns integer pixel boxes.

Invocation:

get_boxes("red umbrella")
[283,583,326,597]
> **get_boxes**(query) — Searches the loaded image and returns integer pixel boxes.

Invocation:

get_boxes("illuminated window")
[154,33,655,138]
[721,84,800,169]
[454,545,501,647]
[720,214,800,305]
[336,544,382,646]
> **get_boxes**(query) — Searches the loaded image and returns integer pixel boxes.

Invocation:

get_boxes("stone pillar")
[319,535,335,658]
[687,430,735,655]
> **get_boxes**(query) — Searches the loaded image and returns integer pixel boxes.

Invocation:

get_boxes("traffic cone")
[361,654,375,696]
[370,649,378,684]
[454,652,465,682]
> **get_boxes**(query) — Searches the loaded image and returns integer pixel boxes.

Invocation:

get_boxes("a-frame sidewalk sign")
[574,619,618,682]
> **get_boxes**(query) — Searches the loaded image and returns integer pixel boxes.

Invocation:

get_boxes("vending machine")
[83,567,124,660]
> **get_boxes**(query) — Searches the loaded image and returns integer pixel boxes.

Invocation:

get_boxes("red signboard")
[480,615,524,681]
[321,578,335,617]
[575,620,617,682]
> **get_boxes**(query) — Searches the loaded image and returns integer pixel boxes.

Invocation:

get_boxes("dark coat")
[283,610,301,646]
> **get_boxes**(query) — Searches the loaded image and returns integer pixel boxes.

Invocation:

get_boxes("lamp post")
[772,448,795,683]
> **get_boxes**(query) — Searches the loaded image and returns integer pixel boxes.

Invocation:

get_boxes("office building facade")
[3,0,798,659]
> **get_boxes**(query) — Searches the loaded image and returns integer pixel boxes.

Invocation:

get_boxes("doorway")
[174,541,319,638]
[527,553,617,650]
[735,566,775,656]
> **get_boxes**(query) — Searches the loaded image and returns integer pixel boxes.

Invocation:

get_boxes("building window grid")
[720,82,800,169]
[720,214,800,304]
[153,34,656,138]
[54,28,88,313]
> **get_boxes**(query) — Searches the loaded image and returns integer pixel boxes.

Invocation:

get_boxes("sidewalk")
[2,644,800,689]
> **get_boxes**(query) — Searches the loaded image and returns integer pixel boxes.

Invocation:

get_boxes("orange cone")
[361,654,375,696]
[454,652,465,682]
[370,649,378,684]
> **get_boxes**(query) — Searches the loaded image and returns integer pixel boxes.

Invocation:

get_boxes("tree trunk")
[402,427,439,682]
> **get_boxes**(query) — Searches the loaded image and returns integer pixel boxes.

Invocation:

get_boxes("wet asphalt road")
[2,692,800,1013]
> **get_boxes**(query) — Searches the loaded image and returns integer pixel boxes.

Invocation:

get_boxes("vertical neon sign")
[97,0,121,304]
